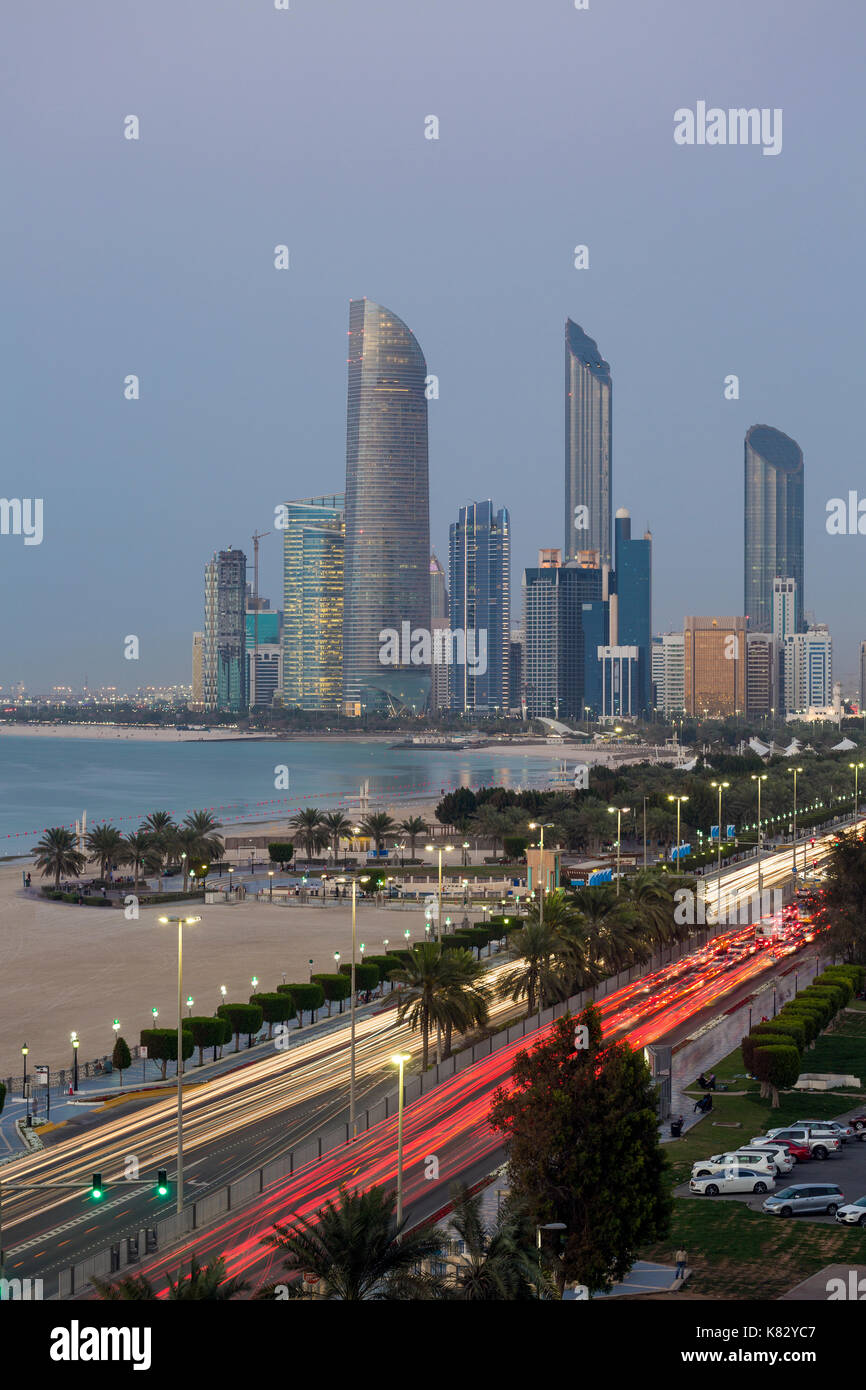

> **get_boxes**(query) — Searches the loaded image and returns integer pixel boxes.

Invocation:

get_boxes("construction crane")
[250,529,271,707]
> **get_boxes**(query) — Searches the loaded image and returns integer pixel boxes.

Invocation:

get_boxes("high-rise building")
[860,641,866,712]
[214,548,248,712]
[509,629,524,712]
[772,577,797,640]
[683,616,747,717]
[191,632,204,707]
[244,608,282,708]
[612,509,652,716]
[282,496,345,712]
[430,553,450,713]
[523,555,602,719]
[652,632,685,714]
[744,425,804,634]
[781,626,833,713]
[745,631,775,717]
[565,320,612,566]
[449,501,510,713]
[343,299,430,714]
[203,560,218,711]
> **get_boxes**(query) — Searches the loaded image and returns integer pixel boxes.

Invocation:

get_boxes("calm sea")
[0,736,565,849]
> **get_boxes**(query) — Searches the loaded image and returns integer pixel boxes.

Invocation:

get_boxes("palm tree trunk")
[422,1017,429,1069]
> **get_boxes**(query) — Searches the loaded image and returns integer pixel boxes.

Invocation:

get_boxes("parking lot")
[677,1107,866,1223]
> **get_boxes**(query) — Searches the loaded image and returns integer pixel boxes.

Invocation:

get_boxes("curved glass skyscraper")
[343,299,430,713]
[744,424,804,633]
[565,319,612,566]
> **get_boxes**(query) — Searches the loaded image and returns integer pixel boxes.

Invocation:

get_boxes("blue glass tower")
[612,508,652,717]
[448,500,510,712]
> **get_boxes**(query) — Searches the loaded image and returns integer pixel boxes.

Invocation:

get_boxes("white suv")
[692,1150,777,1179]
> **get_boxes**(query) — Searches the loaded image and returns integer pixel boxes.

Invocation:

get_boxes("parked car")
[692,1151,778,1179]
[834,1196,866,1227]
[793,1119,856,1143]
[691,1170,775,1197]
[762,1183,845,1218]
[762,1128,841,1159]
[849,1114,866,1133]
[745,1144,795,1173]
[751,1135,810,1163]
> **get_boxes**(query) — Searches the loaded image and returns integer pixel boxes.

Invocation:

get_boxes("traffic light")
[155,1169,170,1198]
[91,1172,104,1200]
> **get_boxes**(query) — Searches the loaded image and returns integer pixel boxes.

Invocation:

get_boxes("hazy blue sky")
[3,0,864,690]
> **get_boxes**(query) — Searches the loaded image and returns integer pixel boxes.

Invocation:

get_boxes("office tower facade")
[612,509,652,716]
[191,632,204,707]
[282,496,345,712]
[204,547,247,713]
[781,627,833,713]
[860,641,866,711]
[523,555,602,719]
[343,299,430,714]
[244,608,282,708]
[509,629,524,711]
[745,631,775,716]
[772,577,797,640]
[683,616,747,717]
[565,320,612,566]
[449,500,510,713]
[744,425,805,634]
[652,632,685,714]
[429,553,450,713]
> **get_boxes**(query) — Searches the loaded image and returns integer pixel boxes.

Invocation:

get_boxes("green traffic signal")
[91,1172,103,1199]
[156,1168,170,1197]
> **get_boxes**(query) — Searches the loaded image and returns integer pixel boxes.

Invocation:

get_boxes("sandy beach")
[0,721,275,743]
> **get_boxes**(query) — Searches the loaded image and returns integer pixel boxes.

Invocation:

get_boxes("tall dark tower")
[565,320,612,566]
[342,299,430,713]
[744,424,804,633]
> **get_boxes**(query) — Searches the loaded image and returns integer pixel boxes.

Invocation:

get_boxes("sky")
[2,0,865,691]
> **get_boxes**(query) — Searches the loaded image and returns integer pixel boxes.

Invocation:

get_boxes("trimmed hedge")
[363,955,402,984]
[311,973,352,1014]
[250,992,296,1034]
[277,982,324,1025]
[337,962,380,993]
[751,1018,807,1051]
[217,1002,264,1051]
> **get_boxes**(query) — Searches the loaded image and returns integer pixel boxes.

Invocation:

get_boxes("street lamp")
[336,873,369,1138]
[667,795,688,870]
[849,762,864,831]
[424,843,454,944]
[268,869,274,901]
[71,1032,80,1092]
[158,913,201,1214]
[536,1222,567,1290]
[787,767,803,877]
[461,840,470,868]
[606,808,630,896]
[528,822,554,916]
[186,996,194,1016]
[112,1018,120,1046]
[391,1052,412,1225]
[21,1045,29,1125]
[710,781,730,921]
[751,773,768,898]
[251,976,259,992]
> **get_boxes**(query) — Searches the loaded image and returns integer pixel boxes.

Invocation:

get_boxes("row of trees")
[741,963,866,1105]
[34,809,224,892]
[287,809,429,860]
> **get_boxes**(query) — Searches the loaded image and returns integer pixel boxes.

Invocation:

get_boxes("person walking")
[675,1248,687,1280]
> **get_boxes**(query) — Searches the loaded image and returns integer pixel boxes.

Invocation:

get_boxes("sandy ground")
[0,722,273,742]
[0,856,447,1077]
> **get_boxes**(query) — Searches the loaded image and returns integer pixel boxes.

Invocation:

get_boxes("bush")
[250,992,296,1036]
[184,1016,230,1065]
[139,1027,194,1079]
[268,842,294,867]
[278,981,325,1025]
[337,962,380,993]
[503,835,528,860]
[777,1006,821,1045]
[751,1018,807,1051]
[752,1044,801,1106]
[363,955,402,985]
[111,1036,132,1081]
[794,990,834,1026]
[217,1002,264,1052]
[311,973,352,1015]
[807,981,848,1010]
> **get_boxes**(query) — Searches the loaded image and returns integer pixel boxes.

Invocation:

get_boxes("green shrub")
[217,1002,264,1052]
[277,982,324,1026]
[250,992,296,1036]
[751,1018,806,1051]
[752,1044,801,1105]
[311,973,352,1015]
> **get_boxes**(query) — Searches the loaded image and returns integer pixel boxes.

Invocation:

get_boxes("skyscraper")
[430,553,450,713]
[744,425,804,634]
[612,509,652,716]
[282,496,345,711]
[565,319,612,566]
[449,500,510,713]
[343,299,430,713]
[204,548,247,713]
[191,631,204,707]
[523,552,602,719]
[683,616,747,717]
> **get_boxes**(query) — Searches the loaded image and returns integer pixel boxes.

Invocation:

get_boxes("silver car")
[762,1183,845,1218]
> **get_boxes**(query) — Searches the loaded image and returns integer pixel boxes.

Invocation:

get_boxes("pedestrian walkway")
[593,1260,686,1297]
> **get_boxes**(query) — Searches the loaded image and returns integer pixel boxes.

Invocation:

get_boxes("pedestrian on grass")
[675,1248,687,1279]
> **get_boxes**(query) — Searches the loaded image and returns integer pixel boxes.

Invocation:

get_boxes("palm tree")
[498,917,568,1017]
[93,1254,248,1301]
[34,827,85,890]
[439,948,491,1059]
[359,812,396,856]
[85,824,125,882]
[171,825,204,891]
[290,808,326,860]
[121,829,153,891]
[261,1185,447,1300]
[399,815,428,860]
[469,804,513,855]
[625,870,678,950]
[389,942,472,1068]
[142,810,175,838]
[184,808,222,839]
[139,812,175,878]
[570,886,646,976]
[446,1184,539,1300]
[322,811,353,864]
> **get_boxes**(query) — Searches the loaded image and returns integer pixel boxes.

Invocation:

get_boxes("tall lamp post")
[158,913,201,1214]
[787,766,803,878]
[71,1032,80,1093]
[424,843,453,943]
[849,761,864,833]
[337,873,369,1138]
[710,781,730,921]
[751,773,768,898]
[667,794,688,872]
[528,822,554,917]
[391,1052,411,1225]
[21,1045,29,1126]
[606,808,630,895]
